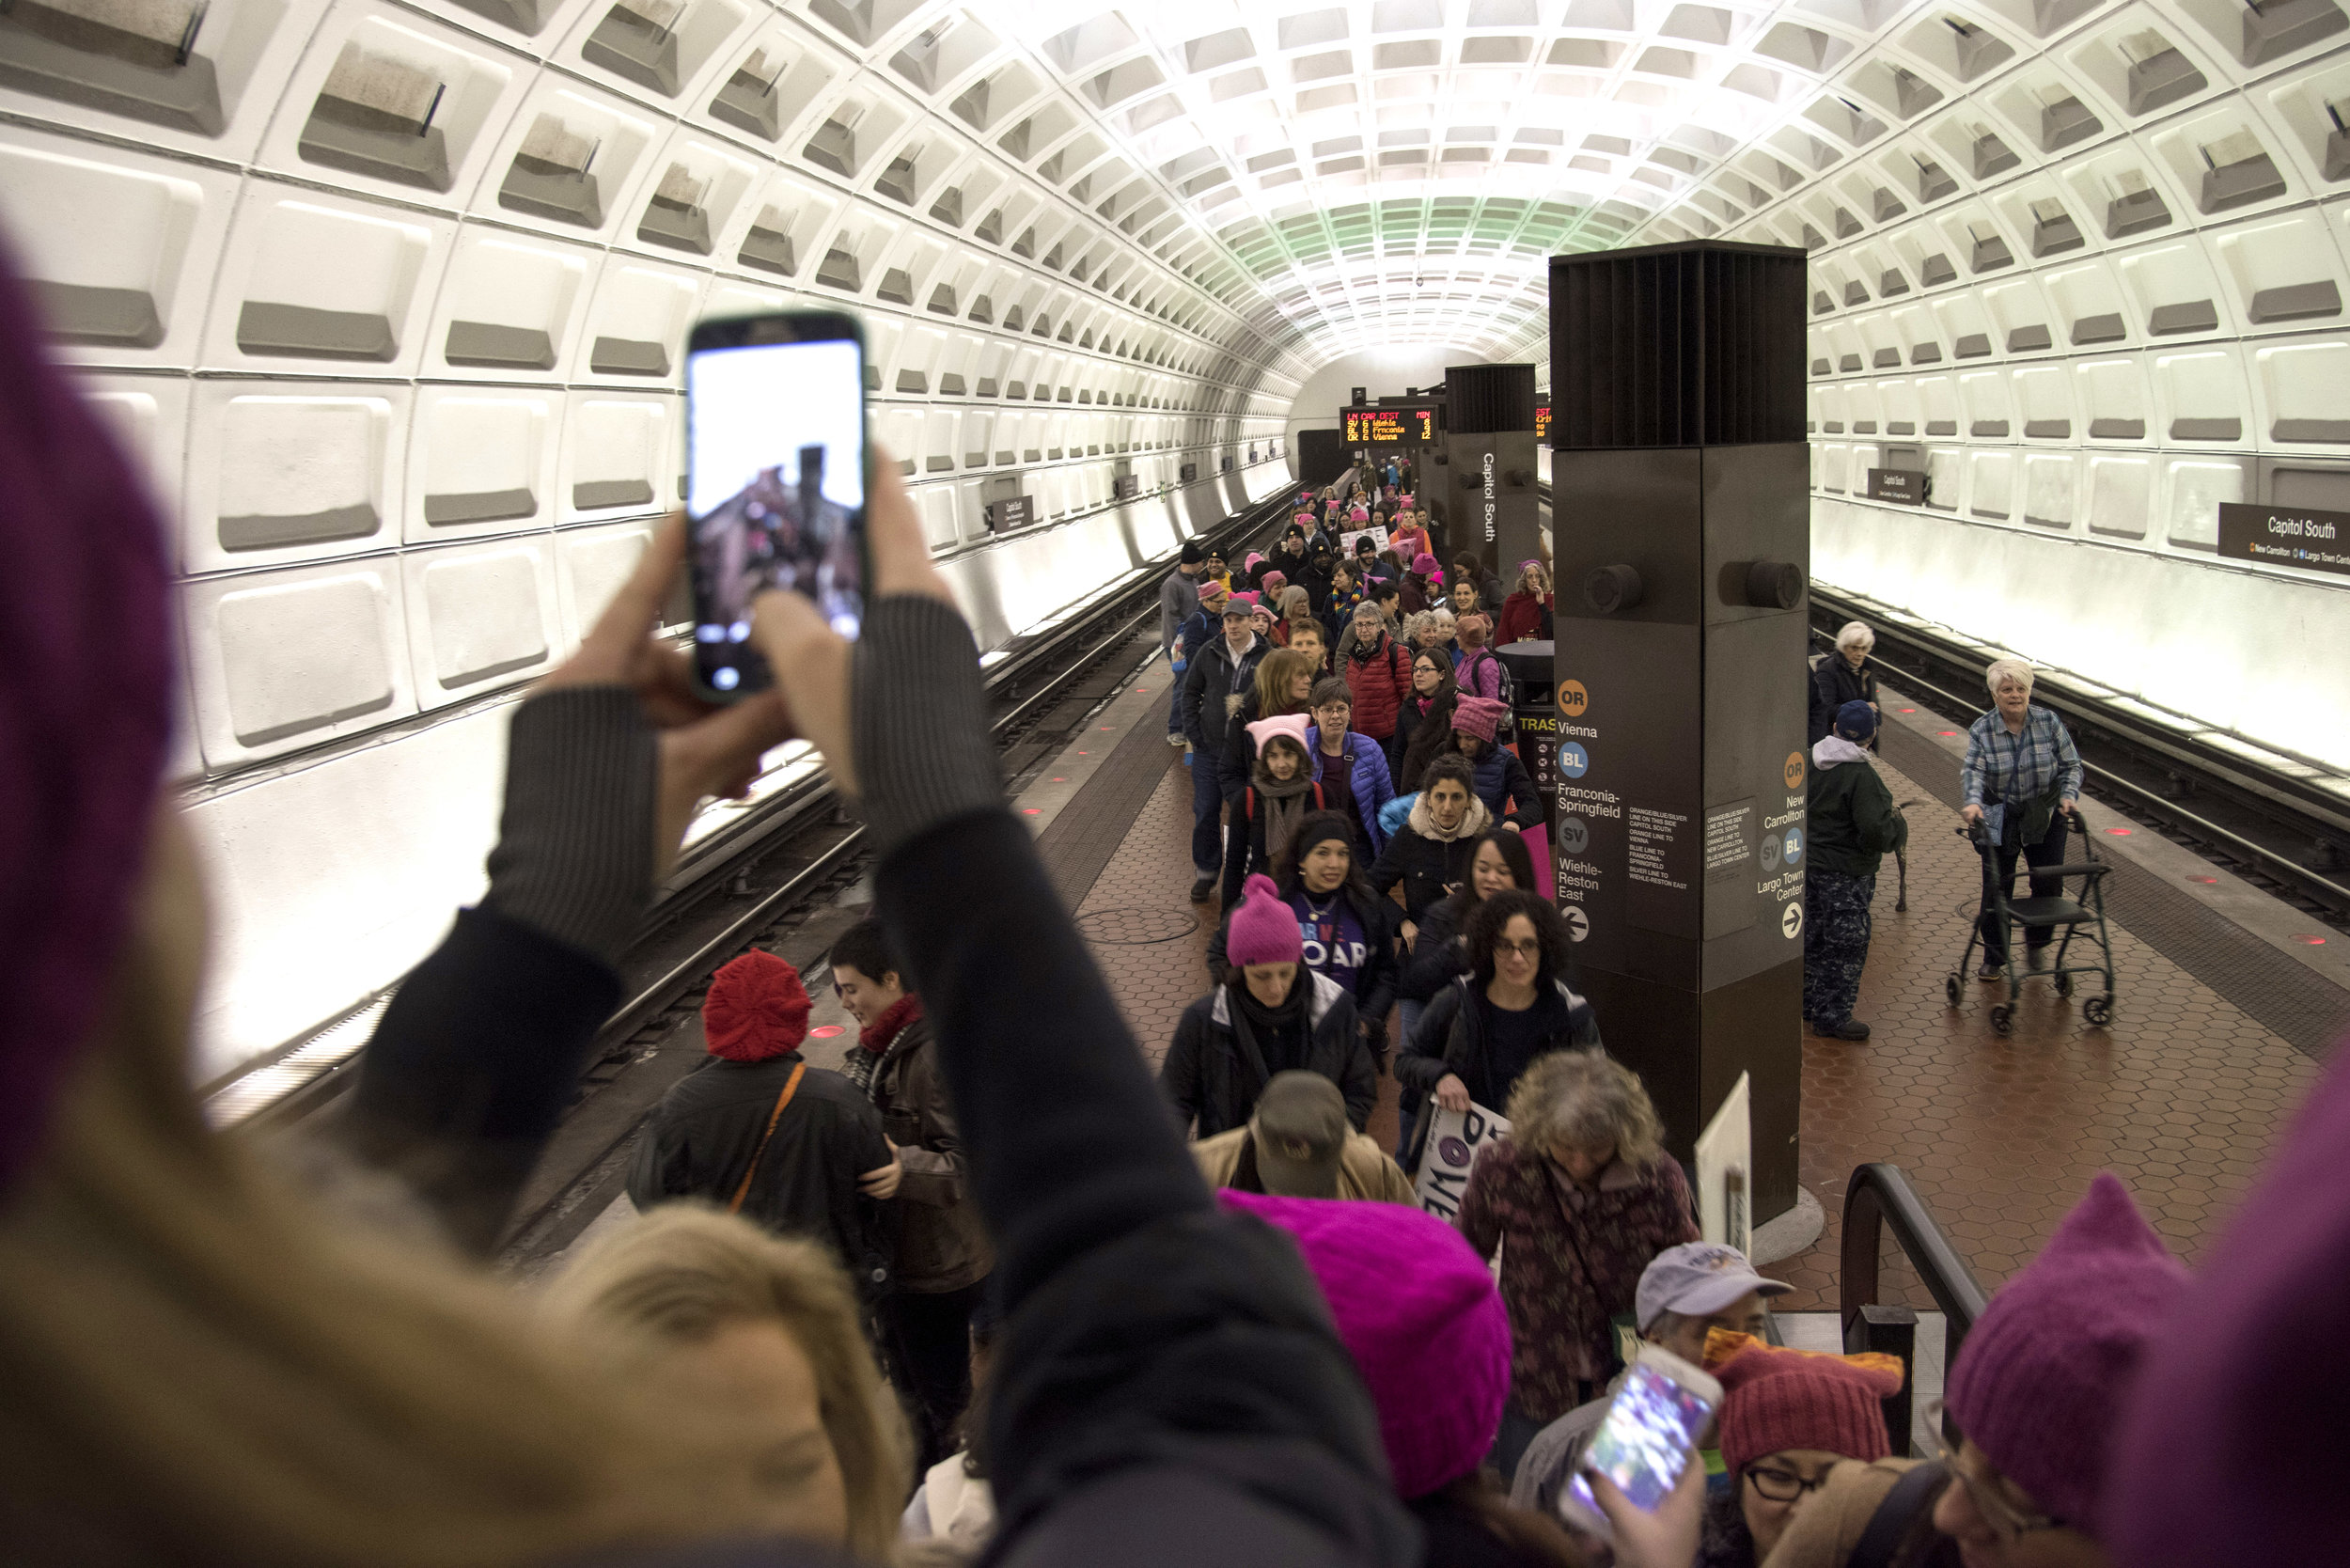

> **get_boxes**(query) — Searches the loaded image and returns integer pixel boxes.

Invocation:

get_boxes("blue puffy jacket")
[1305,726,1398,855]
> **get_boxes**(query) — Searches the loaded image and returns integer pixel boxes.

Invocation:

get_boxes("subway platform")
[996,651,2347,1312]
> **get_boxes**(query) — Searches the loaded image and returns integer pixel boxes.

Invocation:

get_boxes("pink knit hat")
[1412,553,1439,575]
[1261,570,1287,592]
[1225,873,1301,966]
[1716,1342,1902,1477]
[1218,1190,1510,1497]
[1222,590,1259,615]
[1244,551,1267,571]
[1247,713,1311,761]
[1451,696,1510,744]
[2110,1042,2350,1563]
[0,242,177,1191]
[1945,1173,2186,1532]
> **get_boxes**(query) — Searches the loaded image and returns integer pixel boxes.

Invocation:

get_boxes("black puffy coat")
[627,1053,898,1297]
[1394,977,1605,1114]
[1161,971,1375,1135]
[1809,654,1881,747]
[1369,792,1495,920]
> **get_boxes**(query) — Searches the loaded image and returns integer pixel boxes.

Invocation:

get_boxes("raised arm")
[749,463,1417,1567]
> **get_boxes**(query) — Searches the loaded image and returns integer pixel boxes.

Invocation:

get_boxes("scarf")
[1253,760,1316,868]
[1230,976,1309,1079]
[1407,790,1492,844]
[846,992,923,1097]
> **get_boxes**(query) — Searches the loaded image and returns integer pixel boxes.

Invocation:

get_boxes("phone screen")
[1566,1361,1717,1518]
[686,327,866,696]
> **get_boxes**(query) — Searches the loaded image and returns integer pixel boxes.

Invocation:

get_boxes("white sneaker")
[1167,732,1187,747]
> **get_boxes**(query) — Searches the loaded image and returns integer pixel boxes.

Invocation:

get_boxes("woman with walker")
[1960,658,2082,981]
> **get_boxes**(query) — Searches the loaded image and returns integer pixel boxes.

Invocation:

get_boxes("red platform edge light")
[2295,934,2328,946]
[2105,826,2133,836]
[1899,707,1916,713]
[809,1025,844,1039]
[1023,808,1041,815]
[1936,730,1957,737]
[2187,875,2218,885]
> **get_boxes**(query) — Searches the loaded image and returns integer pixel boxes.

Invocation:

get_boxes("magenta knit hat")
[1716,1342,1901,1477]
[1225,874,1301,966]
[1218,1190,1511,1497]
[1223,591,1260,615]
[2109,1042,2350,1564]
[1451,696,1509,745]
[1412,553,1440,575]
[0,240,178,1191]
[1944,1173,2186,1532]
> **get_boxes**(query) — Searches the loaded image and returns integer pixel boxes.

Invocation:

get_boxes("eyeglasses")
[1494,937,1543,959]
[1745,1466,1830,1505]
[1947,1444,2064,1539]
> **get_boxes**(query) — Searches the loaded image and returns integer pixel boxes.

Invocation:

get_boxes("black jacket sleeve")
[1393,984,1462,1093]
[1808,660,1838,746]
[1334,998,1375,1131]
[1220,696,1258,802]
[343,688,651,1255]
[1367,831,1408,901]
[1183,647,1213,750]
[1204,913,1231,980]
[1395,901,1465,1004]
[1349,895,1397,1033]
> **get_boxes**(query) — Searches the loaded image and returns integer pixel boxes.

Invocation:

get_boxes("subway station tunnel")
[7,0,2350,1386]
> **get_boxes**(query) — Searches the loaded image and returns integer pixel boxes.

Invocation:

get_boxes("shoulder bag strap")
[728,1059,808,1215]
[1849,1462,1951,1568]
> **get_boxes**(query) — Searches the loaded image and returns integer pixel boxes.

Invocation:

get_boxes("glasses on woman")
[1744,1466,1829,1505]
[1947,1441,2064,1539]
[1494,936,1542,960]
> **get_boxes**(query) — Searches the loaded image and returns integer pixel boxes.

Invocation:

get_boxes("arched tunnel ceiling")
[958,0,2348,368]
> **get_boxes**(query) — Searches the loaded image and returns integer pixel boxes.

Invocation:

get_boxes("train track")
[209,489,1300,1242]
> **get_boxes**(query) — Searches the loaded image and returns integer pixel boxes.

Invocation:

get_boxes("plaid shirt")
[1962,704,2083,808]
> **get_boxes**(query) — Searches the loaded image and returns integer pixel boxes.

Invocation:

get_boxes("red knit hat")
[702,949,813,1062]
[1716,1341,1903,1476]
[1451,696,1510,744]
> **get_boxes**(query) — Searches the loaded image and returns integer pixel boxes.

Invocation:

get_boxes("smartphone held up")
[685,310,871,701]
[1561,1344,1723,1541]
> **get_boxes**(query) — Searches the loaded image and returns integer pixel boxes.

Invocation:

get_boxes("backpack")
[1460,648,1518,743]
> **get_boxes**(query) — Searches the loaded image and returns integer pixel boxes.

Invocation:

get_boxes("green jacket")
[1808,748,1908,877]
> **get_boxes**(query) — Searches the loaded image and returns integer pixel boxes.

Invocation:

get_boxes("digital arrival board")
[1341,403,1439,448]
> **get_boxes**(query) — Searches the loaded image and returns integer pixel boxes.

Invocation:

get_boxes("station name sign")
[1341,403,1438,447]
[983,494,1034,532]
[1865,467,1928,505]
[2218,502,2349,578]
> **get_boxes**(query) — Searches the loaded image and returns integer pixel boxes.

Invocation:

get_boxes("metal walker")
[1944,820,2117,1034]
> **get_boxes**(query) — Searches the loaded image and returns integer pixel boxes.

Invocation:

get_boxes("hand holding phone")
[685,311,870,701]
[1562,1344,1723,1542]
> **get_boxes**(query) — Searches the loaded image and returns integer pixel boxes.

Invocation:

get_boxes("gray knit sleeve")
[478,686,657,966]
[850,594,1004,859]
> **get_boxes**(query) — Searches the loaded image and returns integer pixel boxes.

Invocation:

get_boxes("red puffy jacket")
[1343,634,1412,740]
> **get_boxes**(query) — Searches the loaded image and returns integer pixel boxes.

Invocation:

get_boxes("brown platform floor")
[1044,710,2328,1315]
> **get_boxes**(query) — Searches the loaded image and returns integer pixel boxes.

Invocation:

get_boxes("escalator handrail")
[1840,1162,1990,1369]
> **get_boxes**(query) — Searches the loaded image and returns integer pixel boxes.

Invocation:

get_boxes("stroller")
[1945,819,2117,1034]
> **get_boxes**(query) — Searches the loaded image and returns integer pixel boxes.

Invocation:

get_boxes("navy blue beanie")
[1834,700,1878,742]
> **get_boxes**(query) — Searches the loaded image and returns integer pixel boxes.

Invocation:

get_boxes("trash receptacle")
[1497,639,1555,832]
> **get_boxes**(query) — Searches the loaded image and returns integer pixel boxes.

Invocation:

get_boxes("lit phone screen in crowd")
[685,331,867,698]
[1566,1360,1717,1517]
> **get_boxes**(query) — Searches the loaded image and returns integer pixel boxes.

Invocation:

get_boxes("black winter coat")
[1395,894,1473,1004]
[1161,972,1375,1135]
[1394,977,1605,1113]
[1182,632,1268,756]
[1369,793,1495,920]
[628,1054,897,1297]
[1392,691,1456,793]
[1206,883,1400,1033]
[1809,654,1881,747]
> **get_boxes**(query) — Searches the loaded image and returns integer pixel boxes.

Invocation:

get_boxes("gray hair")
[1504,1052,1665,1169]
[1405,609,1456,643]
[1985,657,2035,695]
[1352,599,1387,624]
[1835,620,1875,653]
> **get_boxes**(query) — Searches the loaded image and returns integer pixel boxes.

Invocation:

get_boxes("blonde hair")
[1835,620,1875,653]
[542,1205,914,1560]
[1985,656,2035,696]
[1254,647,1319,715]
[1277,585,1311,621]
[0,812,790,1567]
[1505,1053,1665,1169]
